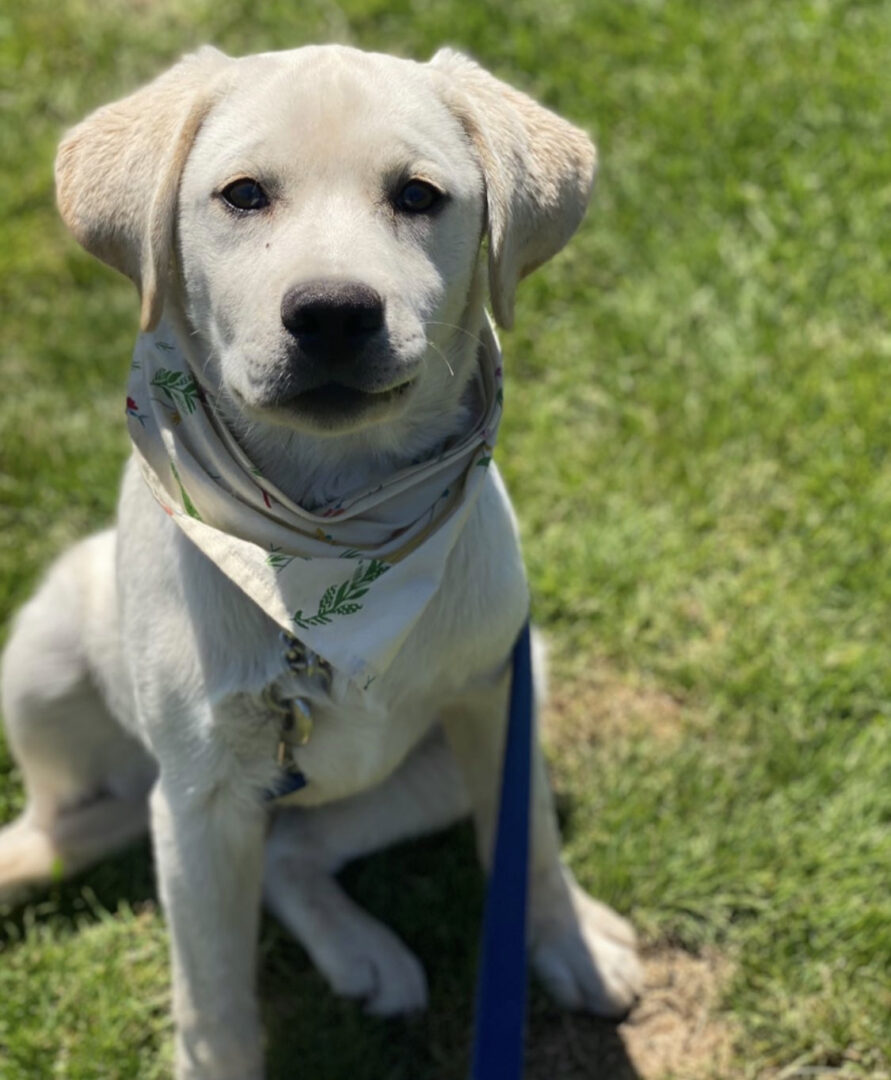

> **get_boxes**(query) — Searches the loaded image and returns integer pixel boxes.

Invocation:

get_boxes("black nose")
[281,280,384,360]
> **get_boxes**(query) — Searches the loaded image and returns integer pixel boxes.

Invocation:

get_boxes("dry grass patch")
[543,662,688,751]
[624,947,738,1080]
[526,947,737,1080]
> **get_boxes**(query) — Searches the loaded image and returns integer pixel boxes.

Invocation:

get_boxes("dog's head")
[56,45,595,443]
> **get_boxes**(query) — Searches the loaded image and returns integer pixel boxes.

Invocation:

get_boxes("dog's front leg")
[440,666,643,1020]
[150,764,267,1080]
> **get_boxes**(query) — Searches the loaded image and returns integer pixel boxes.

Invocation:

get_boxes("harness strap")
[470,618,533,1080]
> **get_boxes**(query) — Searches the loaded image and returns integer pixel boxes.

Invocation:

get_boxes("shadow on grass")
[262,824,640,1080]
[2,823,639,1079]
[0,837,158,943]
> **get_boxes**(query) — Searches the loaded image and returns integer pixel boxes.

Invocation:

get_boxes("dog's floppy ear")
[430,49,596,329]
[55,47,231,331]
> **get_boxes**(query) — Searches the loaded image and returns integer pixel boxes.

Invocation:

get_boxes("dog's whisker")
[424,319,484,350]
[428,340,456,377]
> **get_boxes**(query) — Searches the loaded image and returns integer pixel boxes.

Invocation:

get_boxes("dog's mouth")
[295,379,414,413]
[235,347,423,433]
[267,376,417,431]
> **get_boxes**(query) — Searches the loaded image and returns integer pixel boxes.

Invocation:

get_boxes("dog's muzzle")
[268,279,416,416]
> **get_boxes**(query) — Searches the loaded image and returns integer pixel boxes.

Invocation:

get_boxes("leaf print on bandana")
[266,545,296,572]
[151,369,199,415]
[475,443,495,469]
[170,461,202,520]
[292,559,390,629]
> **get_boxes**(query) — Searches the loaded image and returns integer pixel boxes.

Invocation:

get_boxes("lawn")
[1,1,889,1077]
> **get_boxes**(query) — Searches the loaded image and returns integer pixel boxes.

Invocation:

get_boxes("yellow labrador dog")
[0,45,641,1079]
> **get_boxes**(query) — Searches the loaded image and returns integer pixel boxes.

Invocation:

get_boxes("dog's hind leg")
[263,728,469,1015]
[0,532,156,901]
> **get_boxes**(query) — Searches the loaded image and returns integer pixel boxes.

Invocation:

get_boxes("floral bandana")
[125,319,509,683]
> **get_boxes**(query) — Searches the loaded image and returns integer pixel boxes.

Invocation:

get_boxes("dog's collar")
[125,318,509,685]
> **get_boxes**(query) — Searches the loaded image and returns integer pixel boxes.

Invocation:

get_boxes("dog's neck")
[164,292,488,512]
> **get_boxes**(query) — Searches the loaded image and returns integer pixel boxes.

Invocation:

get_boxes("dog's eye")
[395,180,443,214]
[220,178,270,212]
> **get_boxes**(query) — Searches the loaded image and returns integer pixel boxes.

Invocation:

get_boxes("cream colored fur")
[1,45,641,1080]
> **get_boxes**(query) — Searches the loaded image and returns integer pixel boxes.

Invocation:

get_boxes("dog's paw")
[531,872,642,1020]
[311,906,429,1017]
[0,817,58,903]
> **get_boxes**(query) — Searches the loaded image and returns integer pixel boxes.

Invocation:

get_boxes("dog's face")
[55,45,596,450]
[176,48,486,436]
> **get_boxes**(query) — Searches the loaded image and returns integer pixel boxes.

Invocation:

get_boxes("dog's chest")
[223,638,455,807]
[267,690,433,806]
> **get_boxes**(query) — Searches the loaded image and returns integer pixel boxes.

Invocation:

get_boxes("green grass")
[2,1,890,1077]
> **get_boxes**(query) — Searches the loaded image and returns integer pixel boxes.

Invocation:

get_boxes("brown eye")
[395,179,443,214]
[220,178,269,211]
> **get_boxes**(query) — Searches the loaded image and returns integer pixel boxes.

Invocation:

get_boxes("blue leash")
[470,618,533,1080]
